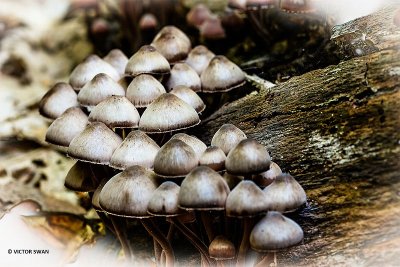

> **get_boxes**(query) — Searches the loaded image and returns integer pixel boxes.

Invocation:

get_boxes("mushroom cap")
[139,93,200,133]
[147,181,182,217]
[125,45,170,77]
[64,161,98,192]
[226,139,271,175]
[165,63,201,92]
[222,172,243,190]
[92,178,108,212]
[263,173,307,213]
[185,45,215,75]
[39,82,78,119]
[77,73,125,107]
[199,146,226,171]
[253,161,283,188]
[225,180,268,217]
[139,13,158,30]
[170,133,207,160]
[153,139,199,178]
[178,166,230,210]
[151,26,191,63]
[250,211,304,252]
[209,235,236,260]
[45,107,88,147]
[186,3,213,28]
[110,130,160,170]
[69,55,120,90]
[88,96,140,129]
[201,55,245,93]
[170,85,205,113]
[67,122,122,165]
[211,124,247,155]
[199,16,226,40]
[99,165,158,218]
[103,49,129,77]
[126,74,166,108]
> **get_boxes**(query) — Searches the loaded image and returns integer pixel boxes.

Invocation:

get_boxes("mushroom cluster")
[38,25,307,267]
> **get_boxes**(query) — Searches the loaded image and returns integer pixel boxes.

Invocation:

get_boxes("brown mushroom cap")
[103,49,129,77]
[88,96,140,129]
[99,165,158,218]
[211,124,247,155]
[250,211,304,252]
[45,107,88,147]
[69,55,120,90]
[226,139,271,175]
[39,82,78,120]
[253,161,283,188]
[201,55,245,93]
[209,235,236,260]
[186,3,213,28]
[67,122,122,165]
[139,93,200,133]
[147,181,182,217]
[153,139,199,178]
[170,133,207,160]
[185,45,215,75]
[110,130,160,170]
[199,146,226,171]
[125,45,170,77]
[263,173,307,212]
[178,166,230,210]
[199,16,226,40]
[64,161,98,192]
[126,74,166,108]
[170,85,205,113]
[223,172,243,190]
[77,73,125,107]
[165,63,201,92]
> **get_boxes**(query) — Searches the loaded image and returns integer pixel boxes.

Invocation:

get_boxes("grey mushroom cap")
[250,211,304,252]
[225,180,268,217]
[153,139,199,178]
[64,161,98,192]
[165,63,201,92]
[185,45,215,75]
[170,133,207,160]
[69,55,120,90]
[92,178,109,212]
[199,146,226,172]
[253,161,283,188]
[126,74,166,108]
[225,139,271,175]
[263,173,307,213]
[147,181,182,216]
[170,85,206,113]
[209,235,236,260]
[103,49,129,77]
[45,107,88,147]
[88,96,140,129]
[99,165,158,218]
[139,93,200,133]
[211,124,247,155]
[125,45,170,77]
[178,166,230,210]
[110,130,160,170]
[77,73,125,107]
[201,55,245,93]
[67,122,122,165]
[39,82,79,120]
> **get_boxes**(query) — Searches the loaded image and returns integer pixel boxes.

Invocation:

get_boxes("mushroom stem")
[201,211,215,243]
[110,215,132,260]
[153,238,162,265]
[95,211,116,236]
[254,253,274,267]
[236,217,254,267]
[141,218,175,267]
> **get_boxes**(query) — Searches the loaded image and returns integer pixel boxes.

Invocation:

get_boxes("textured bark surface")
[194,5,400,266]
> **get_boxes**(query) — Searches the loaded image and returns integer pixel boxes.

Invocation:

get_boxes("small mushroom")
[211,124,247,155]
[186,3,213,28]
[126,74,166,108]
[170,133,207,160]
[170,85,206,113]
[125,45,170,77]
[253,161,283,188]
[185,45,215,75]
[199,146,226,172]
[103,49,129,77]
[147,181,181,217]
[165,63,201,92]
[199,15,226,40]
[209,235,236,265]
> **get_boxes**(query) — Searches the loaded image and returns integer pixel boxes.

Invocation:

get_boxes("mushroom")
[170,85,206,113]
[125,45,170,77]
[209,235,236,266]
[170,133,207,160]
[186,3,213,28]
[126,74,166,109]
[165,63,201,92]
[64,161,99,192]
[199,15,226,40]
[103,49,129,77]
[211,124,247,155]
[185,45,215,76]
[253,161,283,188]
[199,146,226,172]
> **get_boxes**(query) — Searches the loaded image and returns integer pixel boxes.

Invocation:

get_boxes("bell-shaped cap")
[77,73,125,107]
[64,161,98,192]
[211,124,247,155]
[67,122,122,165]
[103,49,129,77]
[139,93,200,133]
[199,16,226,40]
[39,82,79,119]
[226,180,268,217]
[201,55,245,93]
[165,63,201,92]
[153,139,198,178]
[139,13,158,30]
[45,107,88,147]
[178,166,230,210]
[250,211,304,252]
[110,130,160,170]
[99,165,158,218]
[209,235,236,260]
[170,133,207,160]
[69,55,120,90]
[151,26,191,63]
[126,74,166,108]
[186,4,212,28]
[88,96,140,129]
[263,173,307,212]
[125,45,170,77]
[199,146,226,172]
[185,45,215,75]
[170,85,205,113]
[147,181,182,217]
[226,139,271,175]
[253,161,282,188]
